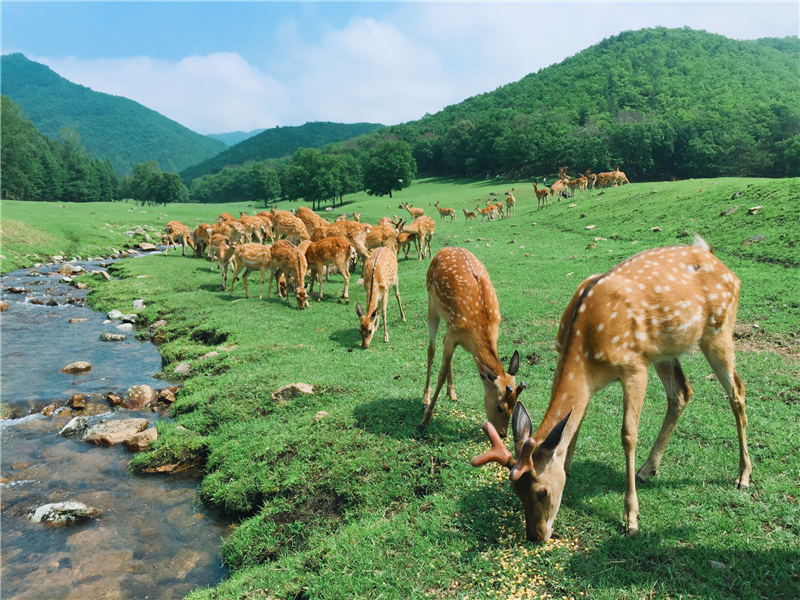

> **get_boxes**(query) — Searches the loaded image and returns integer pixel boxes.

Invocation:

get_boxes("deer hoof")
[626,526,639,538]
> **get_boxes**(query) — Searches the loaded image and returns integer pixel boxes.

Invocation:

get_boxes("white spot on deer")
[612,335,620,344]
[568,372,574,381]
[595,352,603,360]
[638,283,646,290]
[597,324,605,332]
[634,331,646,341]
[655,286,662,293]
[579,304,586,313]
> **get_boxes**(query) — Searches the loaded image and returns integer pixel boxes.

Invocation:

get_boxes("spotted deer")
[476,204,497,223]
[355,247,406,349]
[533,183,549,210]
[505,188,516,217]
[401,202,424,220]
[420,247,522,435]
[471,237,751,541]
[400,216,435,260]
[434,201,456,222]
[366,219,403,253]
[305,237,357,303]
[295,206,329,238]
[397,231,418,259]
[267,239,310,310]
[463,209,477,222]
[228,242,273,299]
[566,176,588,201]
[238,215,269,243]
[164,221,195,256]
[312,220,371,263]
[218,212,235,223]
[192,223,212,257]
[272,212,311,245]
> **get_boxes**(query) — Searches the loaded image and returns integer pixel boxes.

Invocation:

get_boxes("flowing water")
[1,254,229,599]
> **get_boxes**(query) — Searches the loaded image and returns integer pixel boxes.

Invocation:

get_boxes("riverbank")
[3,177,799,599]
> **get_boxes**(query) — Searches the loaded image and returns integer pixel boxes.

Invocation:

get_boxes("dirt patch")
[733,323,799,363]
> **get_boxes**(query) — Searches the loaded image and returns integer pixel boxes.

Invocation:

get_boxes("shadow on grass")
[328,327,362,348]
[352,394,476,443]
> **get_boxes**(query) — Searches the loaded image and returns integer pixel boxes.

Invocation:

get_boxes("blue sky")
[3,2,798,135]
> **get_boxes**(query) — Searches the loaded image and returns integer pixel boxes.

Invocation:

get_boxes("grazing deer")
[312,220,371,263]
[505,188,516,217]
[164,221,195,256]
[305,237,357,303]
[218,212,235,223]
[238,215,269,243]
[400,216,435,260]
[471,237,751,541]
[434,201,456,222]
[267,240,310,310]
[476,204,498,223]
[272,212,311,245]
[548,178,568,204]
[228,242,273,299]
[366,219,403,253]
[294,206,328,238]
[533,183,549,210]
[463,209,477,222]
[397,231,418,259]
[402,202,424,220]
[192,223,213,257]
[355,247,406,348]
[420,247,522,436]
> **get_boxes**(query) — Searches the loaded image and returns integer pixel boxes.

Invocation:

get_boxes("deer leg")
[266,268,276,299]
[243,270,251,298]
[621,366,649,536]
[421,332,458,428]
[422,312,440,407]
[382,291,390,343]
[341,263,350,304]
[259,266,266,299]
[229,263,244,296]
[700,337,752,489]
[637,359,693,483]
[393,281,406,324]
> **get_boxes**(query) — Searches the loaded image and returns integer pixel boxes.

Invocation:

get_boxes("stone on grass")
[314,411,329,423]
[27,502,98,524]
[174,362,192,376]
[139,243,157,251]
[122,427,158,452]
[96,270,111,281]
[107,309,124,320]
[75,282,88,290]
[151,319,168,329]
[742,235,766,247]
[709,560,728,571]
[133,299,145,310]
[61,361,91,374]
[83,418,149,445]
[720,205,739,216]
[748,206,763,215]
[59,416,88,437]
[122,385,158,409]
[270,383,314,403]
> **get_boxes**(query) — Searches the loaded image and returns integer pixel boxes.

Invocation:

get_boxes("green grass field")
[2,177,799,599]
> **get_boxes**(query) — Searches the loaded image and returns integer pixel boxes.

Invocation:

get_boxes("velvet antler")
[471,422,514,469]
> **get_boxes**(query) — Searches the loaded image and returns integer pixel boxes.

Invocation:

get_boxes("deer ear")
[507,350,520,376]
[475,358,497,382]
[355,302,363,317]
[541,410,573,452]
[512,401,532,447]
[370,307,379,320]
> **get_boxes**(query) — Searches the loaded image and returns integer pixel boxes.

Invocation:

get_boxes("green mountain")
[206,129,268,146]
[0,53,228,177]
[375,28,800,180]
[180,121,383,184]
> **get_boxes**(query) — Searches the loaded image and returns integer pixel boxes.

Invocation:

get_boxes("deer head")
[355,302,379,349]
[472,401,571,542]
[474,351,522,438]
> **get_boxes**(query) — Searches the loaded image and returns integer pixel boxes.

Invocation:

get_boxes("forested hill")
[0,53,228,177]
[206,129,267,146]
[380,28,800,180]
[179,121,384,184]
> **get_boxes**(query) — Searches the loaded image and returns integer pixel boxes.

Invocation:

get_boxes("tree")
[147,172,188,206]
[250,163,281,207]
[363,141,416,199]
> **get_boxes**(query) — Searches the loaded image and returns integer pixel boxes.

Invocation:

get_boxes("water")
[1,255,229,599]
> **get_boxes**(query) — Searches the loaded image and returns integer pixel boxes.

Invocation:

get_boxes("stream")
[1,253,229,599]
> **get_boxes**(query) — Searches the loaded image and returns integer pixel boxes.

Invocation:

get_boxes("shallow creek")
[1,255,229,599]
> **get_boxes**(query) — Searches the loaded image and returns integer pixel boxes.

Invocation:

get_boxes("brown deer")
[471,237,751,541]
[355,247,406,348]
[463,209,477,222]
[272,212,311,245]
[548,178,568,204]
[505,188,517,217]
[401,202,424,220]
[164,221,195,257]
[209,236,237,290]
[533,183,549,210]
[295,206,329,238]
[476,204,498,223]
[238,215,269,243]
[217,212,235,222]
[434,201,456,222]
[267,240,310,310]
[366,219,403,253]
[400,216,435,260]
[420,247,522,436]
[228,242,273,299]
[305,237,357,303]
[312,220,371,263]
[565,175,588,200]
[192,223,213,257]
[397,231,418,259]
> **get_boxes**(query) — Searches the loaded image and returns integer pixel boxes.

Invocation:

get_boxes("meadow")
[1,176,798,599]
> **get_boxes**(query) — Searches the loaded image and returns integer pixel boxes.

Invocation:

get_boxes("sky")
[2,2,798,135]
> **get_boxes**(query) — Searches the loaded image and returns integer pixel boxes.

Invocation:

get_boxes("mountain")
[206,129,268,146]
[0,53,228,177]
[179,121,383,184]
[375,28,800,180]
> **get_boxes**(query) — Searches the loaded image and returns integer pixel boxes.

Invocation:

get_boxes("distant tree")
[147,172,188,206]
[286,148,342,210]
[334,153,363,204]
[363,141,416,198]
[250,162,281,207]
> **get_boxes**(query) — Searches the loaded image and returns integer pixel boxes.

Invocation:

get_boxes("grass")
[2,177,799,600]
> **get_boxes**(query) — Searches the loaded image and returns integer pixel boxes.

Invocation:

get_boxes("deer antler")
[509,438,537,481]
[471,422,514,468]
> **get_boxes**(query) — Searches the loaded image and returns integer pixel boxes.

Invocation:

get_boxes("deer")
[463,209,477,222]
[266,240,310,310]
[164,221,195,257]
[471,236,751,542]
[401,202,424,220]
[613,166,630,186]
[505,188,516,217]
[434,201,456,222]
[399,216,435,260]
[366,219,403,253]
[476,204,498,223]
[228,242,273,299]
[238,215,269,244]
[484,198,506,218]
[548,177,569,205]
[192,223,212,257]
[305,237,357,303]
[565,175,588,201]
[533,183,549,210]
[312,220,372,263]
[294,206,328,238]
[355,247,406,349]
[420,247,523,436]
[272,212,311,246]
[397,231,418,259]
[583,169,598,191]
[217,212,235,222]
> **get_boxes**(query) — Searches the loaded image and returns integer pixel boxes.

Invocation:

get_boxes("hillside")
[206,129,267,146]
[374,28,800,180]
[0,53,228,177]
[179,121,383,184]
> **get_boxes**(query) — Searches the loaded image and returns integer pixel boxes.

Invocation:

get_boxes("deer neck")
[468,330,505,380]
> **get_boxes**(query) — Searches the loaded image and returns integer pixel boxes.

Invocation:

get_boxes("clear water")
[1,256,229,599]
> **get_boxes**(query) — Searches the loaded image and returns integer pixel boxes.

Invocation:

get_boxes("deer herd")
[163,167,753,545]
